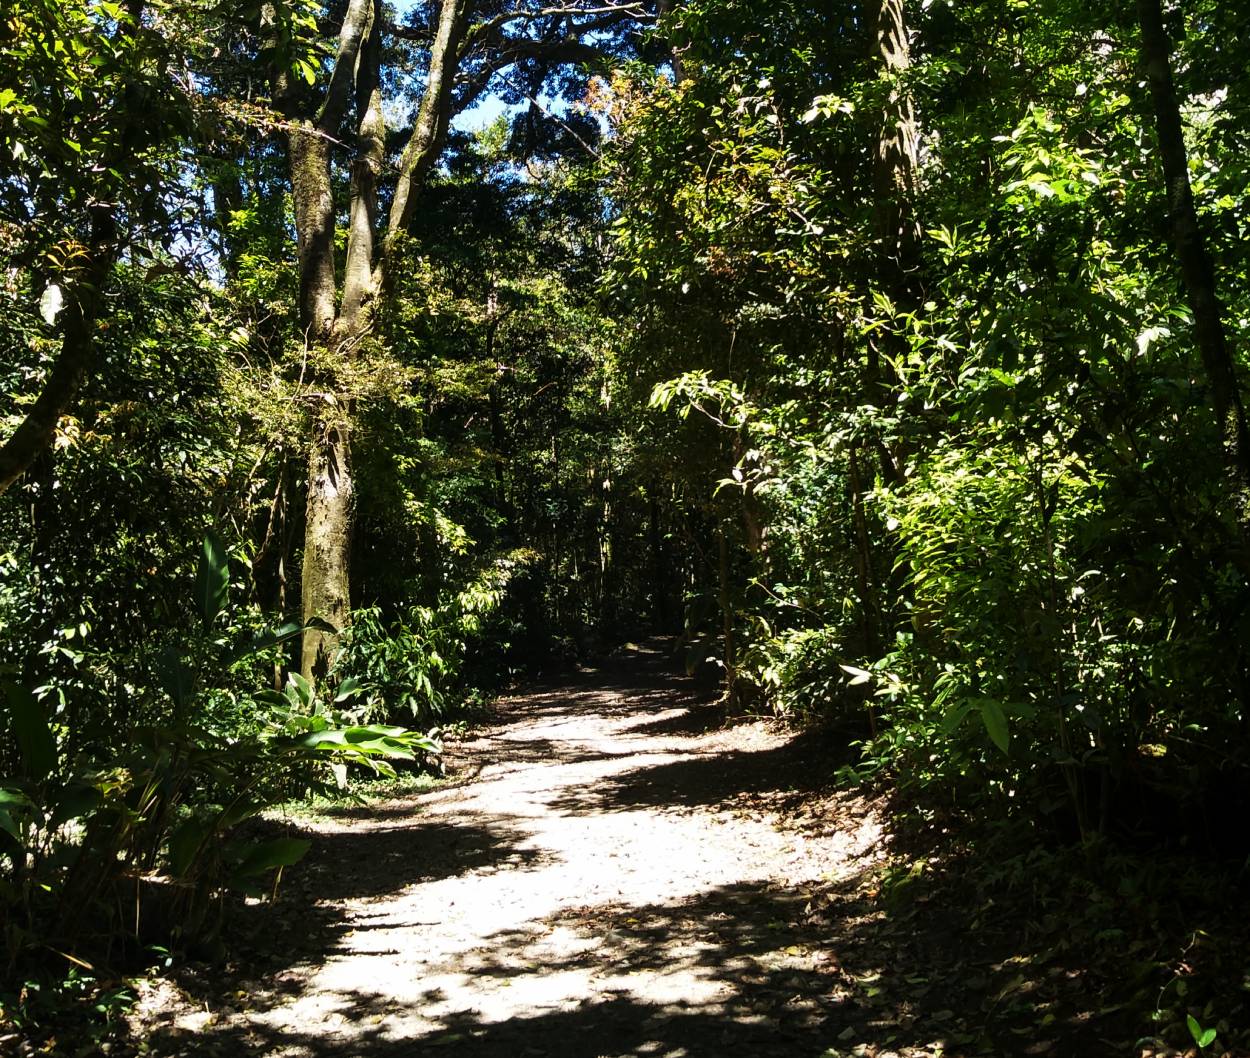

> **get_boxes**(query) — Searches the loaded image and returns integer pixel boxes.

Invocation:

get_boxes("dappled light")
[135,648,898,1056]
[130,649,1209,1058]
[5,0,1250,1053]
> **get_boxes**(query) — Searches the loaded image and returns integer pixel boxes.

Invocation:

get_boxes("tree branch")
[465,2,651,44]
[315,0,376,135]
[0,209,118,497]
[386,0,469,239]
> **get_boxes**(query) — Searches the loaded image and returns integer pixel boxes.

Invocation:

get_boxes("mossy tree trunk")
[277,0,638,678]
[282,0,466,678]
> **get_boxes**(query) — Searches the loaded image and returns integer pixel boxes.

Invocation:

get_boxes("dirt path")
[144,646,885,1057]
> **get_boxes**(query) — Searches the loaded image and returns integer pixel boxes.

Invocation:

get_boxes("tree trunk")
[289,128,337,345]
[1135,0,1250,512]
[386,0,467,240]
[292,0,465,677]
[656,0,687,84]
[290,114,346,677]
[867,0,920,490]
[848,448,881,657]
[648,486,670,630]
[287,0,381,676]
[871,0,921,309]
[717,520,737,708]
[300,419,354,677]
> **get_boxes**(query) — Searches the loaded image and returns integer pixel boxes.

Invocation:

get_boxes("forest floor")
[125,644,1246,1058]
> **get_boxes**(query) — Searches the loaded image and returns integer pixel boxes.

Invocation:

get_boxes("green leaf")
[233,837,311,878]
[287,671,313,709]
[157,646,196,709]
[217,797,262,830]
[226,621,302,664]
[941,702,974,735]
[839,664,873,686]
[195,532,229,626]
[1187,1015,1202,1045]
[979,698,1010,754]
[168,818,209,877]
[48,783,101,829]
[333,676,363,702]
[1187,1014,1216,1048]
[0,788,34,808]
[5,683,57,780]
[0,809,20,842]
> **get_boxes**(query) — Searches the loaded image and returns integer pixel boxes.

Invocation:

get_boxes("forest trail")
[141,645,885,1057]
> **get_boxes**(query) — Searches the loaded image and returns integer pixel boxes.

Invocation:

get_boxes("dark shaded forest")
[2,0,1249,1053]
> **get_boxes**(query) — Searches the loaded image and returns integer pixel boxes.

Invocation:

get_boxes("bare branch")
[387,0,469,238]
[466,2,651,43]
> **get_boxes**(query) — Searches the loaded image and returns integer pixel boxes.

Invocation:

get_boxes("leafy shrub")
[0,535,437,978]
[333,549,536,726]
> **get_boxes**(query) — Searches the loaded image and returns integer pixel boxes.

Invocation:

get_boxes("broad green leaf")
[48,783,101,829]
[979,699,1010,754]
[168,818,209,877]
[941,702,974,735]
[839,664,873,686]
[5,684,57,780]
[195,532,229,626]
[0,788,33,808]
[217,797,262,829]
[226,621,302,664]
[157,646,195,709]
[233,837,311,877]
[287,671,313,709]
[0,809,20,841]
[333,676,363,702]
[1187,1015,1216,1048]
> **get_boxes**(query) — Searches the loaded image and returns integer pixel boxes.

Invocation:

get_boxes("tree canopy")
[3,0,1250,1048]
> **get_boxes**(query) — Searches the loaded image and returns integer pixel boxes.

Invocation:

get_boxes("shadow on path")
[142,644,1178,1058]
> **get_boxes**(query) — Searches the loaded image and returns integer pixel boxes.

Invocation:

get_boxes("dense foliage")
[603,0,1250,849]
[2,0,1249,1046]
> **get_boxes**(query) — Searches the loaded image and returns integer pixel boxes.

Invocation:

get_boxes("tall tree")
[1135,0,1250,523]
[275,0,650,676]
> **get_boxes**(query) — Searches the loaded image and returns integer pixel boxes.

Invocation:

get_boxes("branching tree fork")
[276,0,650,676]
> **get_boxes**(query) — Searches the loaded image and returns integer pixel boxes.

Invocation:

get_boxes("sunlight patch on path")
[166,650,884,1057]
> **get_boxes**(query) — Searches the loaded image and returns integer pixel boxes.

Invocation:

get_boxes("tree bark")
[288,0,383,676]
[866,0,920,492]
[291,0,632,675]
[386,0,467,242]
[717,519,737,708]
[871,0,920,308]
[0,0,144,495]
[656,0,687,84]
[289,128,337,344]
[300,417,355,677]
[1135,0,1250,512]
[294,0,469,676]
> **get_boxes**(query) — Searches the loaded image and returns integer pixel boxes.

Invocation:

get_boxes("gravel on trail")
[139,645,885,1057]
